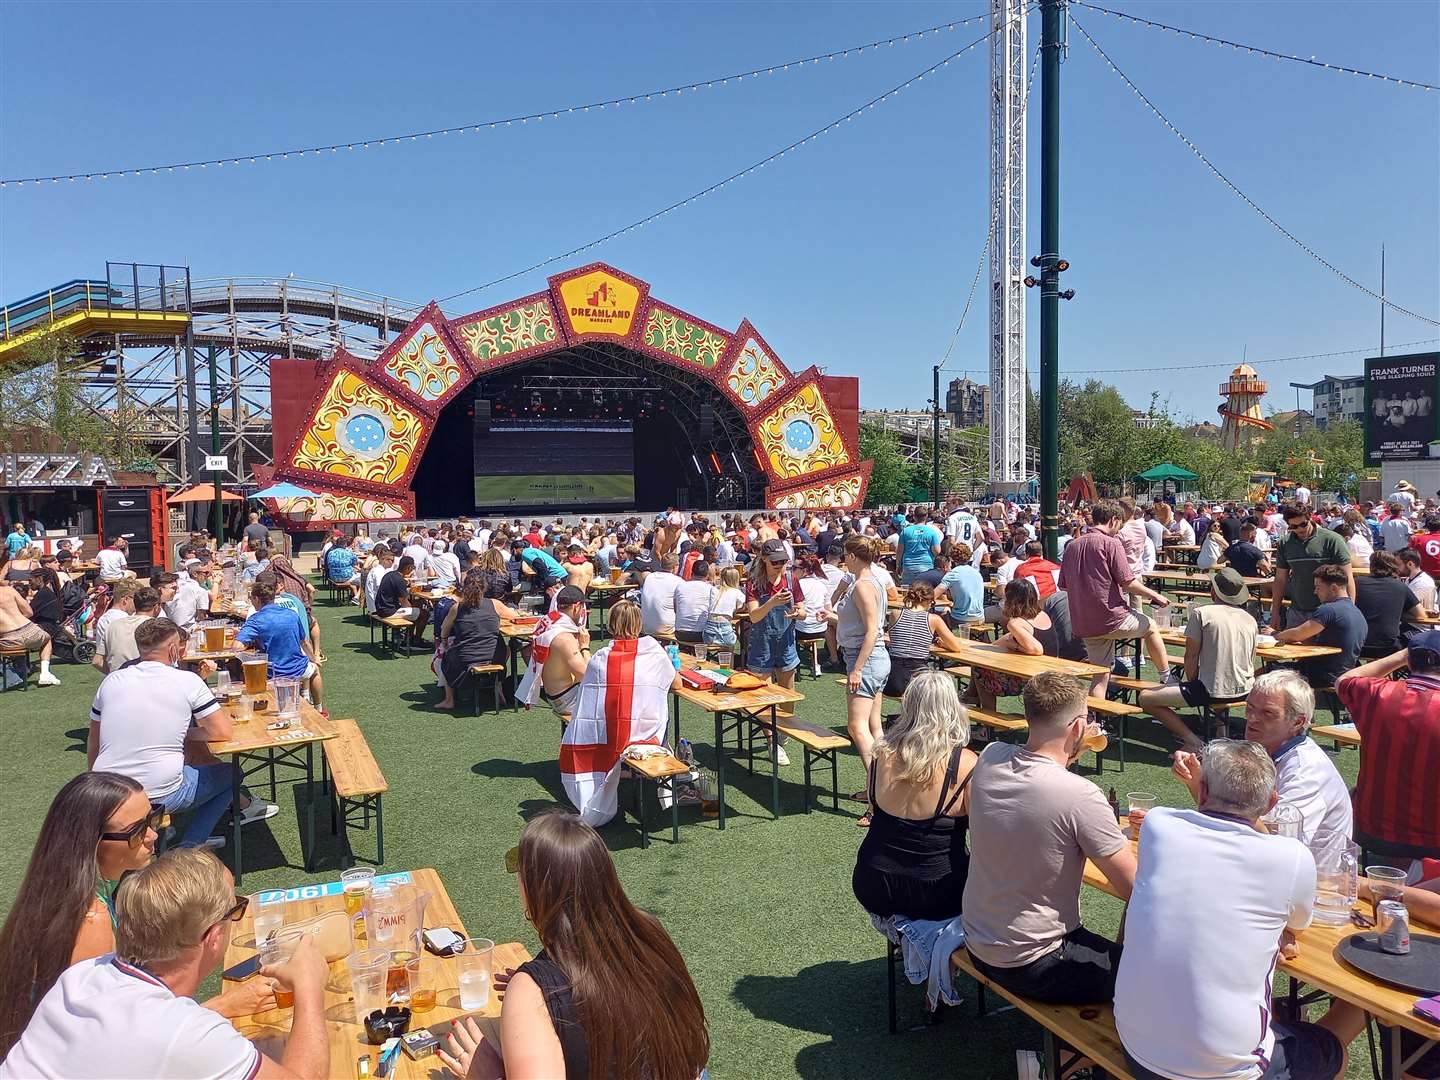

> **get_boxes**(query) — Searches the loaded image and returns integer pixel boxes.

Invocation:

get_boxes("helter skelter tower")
[988,0,1028,486]
[1218,362,1275,452]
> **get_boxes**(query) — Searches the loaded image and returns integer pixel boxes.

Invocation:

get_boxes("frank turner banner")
[1365,352,1439,463]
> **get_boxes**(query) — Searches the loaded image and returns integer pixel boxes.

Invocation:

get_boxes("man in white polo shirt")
[89,617,275,847]
[1116,739,1346,1080]
[639,553,684,637]
[1172,669,1351,845]
[95,536,134,582]
[165,552,218,632]
[0,847,331,1079]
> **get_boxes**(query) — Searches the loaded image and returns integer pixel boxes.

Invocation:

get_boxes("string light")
[1062,339,1440,376]
[437,19,1011,307]
[1071,2,1437,92]
[1070,13,1440,329]
[0,11,996,189]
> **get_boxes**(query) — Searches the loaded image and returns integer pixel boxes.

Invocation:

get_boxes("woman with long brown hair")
[441,810,709,1080]
[267,552,324,661]
[0,772,272,1055]
[832,535,890,824]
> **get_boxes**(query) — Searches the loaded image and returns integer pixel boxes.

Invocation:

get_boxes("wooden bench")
[775,717,851,812]
[965,705,1030,737]
[621,750,691,848]
[322,718,388,868]
[466,663,506,715]
[369,613,415,655]
[1310,722,1361,749]
[951,948,1135,1080]
[0,644,38,691]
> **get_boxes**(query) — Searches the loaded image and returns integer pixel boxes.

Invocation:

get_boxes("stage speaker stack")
[473,399,491,437]
[699,402,715,441]
[100,487,166,576]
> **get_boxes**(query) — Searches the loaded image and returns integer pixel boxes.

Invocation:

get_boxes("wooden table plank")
[933,641,1108,680]
[225,868,533,1080]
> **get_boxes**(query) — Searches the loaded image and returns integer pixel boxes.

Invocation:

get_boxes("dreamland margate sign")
[0,453,115,487]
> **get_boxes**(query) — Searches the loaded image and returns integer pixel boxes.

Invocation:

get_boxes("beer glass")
[203,621,226,653]
[241,655,269,695]
[1126,792,1158,841]
[260,928,306,1009]
[346,948,391,1026]
[342,868,374,945]
[1365,865,1408,920]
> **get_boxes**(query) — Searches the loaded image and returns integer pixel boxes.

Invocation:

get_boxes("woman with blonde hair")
[852,670,976,920]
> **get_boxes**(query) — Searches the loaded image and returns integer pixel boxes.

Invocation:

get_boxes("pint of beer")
[203,623,226,653]
[609,567,623,583]
[242,656,269,695]
[1082,723,1108,754]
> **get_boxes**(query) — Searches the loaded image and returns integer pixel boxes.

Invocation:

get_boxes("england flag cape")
[561,636,673,825]
[516,610,583,708]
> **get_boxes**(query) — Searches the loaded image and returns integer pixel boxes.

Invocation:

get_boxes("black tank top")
[852,746,973,921]
[516,951,588,1080]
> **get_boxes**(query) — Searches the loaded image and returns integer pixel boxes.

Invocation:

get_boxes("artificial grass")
[0,600,1366,1078]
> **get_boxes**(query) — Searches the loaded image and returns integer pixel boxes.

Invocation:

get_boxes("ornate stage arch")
[268,263,869,527]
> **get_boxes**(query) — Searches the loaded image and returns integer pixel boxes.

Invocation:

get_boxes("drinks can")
[1376,901,1410,955]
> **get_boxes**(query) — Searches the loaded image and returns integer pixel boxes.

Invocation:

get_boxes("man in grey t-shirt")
[963,672,1137,1004]
[242,511,270,550]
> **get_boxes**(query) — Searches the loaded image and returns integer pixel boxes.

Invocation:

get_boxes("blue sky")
[2,0,1436,422]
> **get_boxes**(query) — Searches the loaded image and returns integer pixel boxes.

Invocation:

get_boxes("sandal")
[855,812,872,828]
[846,789,869,803]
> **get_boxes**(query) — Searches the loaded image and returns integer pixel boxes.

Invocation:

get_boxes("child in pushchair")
[55,579,110,664]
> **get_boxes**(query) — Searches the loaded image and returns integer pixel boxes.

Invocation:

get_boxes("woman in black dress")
[440,810,709,1080]
[853,668,976,922]
[436,574,518,711]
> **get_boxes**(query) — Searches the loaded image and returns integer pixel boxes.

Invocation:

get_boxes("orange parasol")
[167,483,243,504]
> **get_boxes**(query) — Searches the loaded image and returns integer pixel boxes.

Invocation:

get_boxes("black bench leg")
[670,779,679,844]
[374,796,384,865]
[803,749,813,813]
[638,777,650,850]
[1042,1029,1062,1080]
[831,750,839,811]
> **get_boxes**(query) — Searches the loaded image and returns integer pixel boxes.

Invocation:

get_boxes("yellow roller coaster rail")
[0,279,190,359]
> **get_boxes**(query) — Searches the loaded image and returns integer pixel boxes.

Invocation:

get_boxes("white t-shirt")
[992,557,1021,589]
[672,579,718,634]
[428,551,462,588]
[164,577,211,632]
[1294,485,1312,505]
[1171,518,1196,546]
[1345,531,1373,568]
[640,572,683,635]
[364,562,389,612]
[93,605,129,644]
[1251,528,1272,554]
[0,954,261,1080]
[1274,737,1353,844]
[945,511,981,547]
[96,547,128,581]
[402,543,430,569]
[1115,808,1315,1080]
[1407,570,1438,613]
[797,575,835,634]
[91,661,220,800]
[710,587,744,620]
[1380,517,1413,553]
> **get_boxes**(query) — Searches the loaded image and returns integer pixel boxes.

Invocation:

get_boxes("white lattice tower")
[988,0,1028,484]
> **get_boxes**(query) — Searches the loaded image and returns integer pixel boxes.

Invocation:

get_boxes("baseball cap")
[1211,567,1250,606]
[1407,630,1440,672]
[555,585,587,608]
[760,539,789,563]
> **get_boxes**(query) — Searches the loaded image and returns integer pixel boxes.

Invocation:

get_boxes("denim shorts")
[846,646,891,700]
[747,627,799,672]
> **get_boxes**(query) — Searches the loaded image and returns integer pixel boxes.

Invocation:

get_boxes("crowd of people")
[3,483,1439,1079]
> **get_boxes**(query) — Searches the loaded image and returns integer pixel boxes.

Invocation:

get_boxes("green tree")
[860,421,910,506]
[0,330,107,452]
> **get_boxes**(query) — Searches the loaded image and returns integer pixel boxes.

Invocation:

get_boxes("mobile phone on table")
[222,954,262,981]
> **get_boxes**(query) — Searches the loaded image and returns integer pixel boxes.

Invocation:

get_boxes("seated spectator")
[165,554,217,632]
[1172,670,1351,844]
[96,586,163,675]
[672,561,718,645]
[516,585,589,717]
[1114,739,1346,1080]
[854,670,976,921]
[1273,563,1367,687]
[24,566,63,641]
[0,772,275,1054]
[374,555,429,646]
[95,536,134,582]
[1353,550,1424,656]
[89,617,275,846]
[91,579,137,659]
[963,672,1134,1003]
[441,810,708,1080]
[1219,520,1271,578]
[1336,632,1440,859]
[324,535,362,603]
[640,554,684,638]
[241,542,271,583]
[1399,546,1438,614]
[266,554,323,663]
[514,539,567,595]
[437,573,520,711]
[935,542,985,624]
[0,577,60,686]
[1012,540,1061,599]
[0,847,330,1079]
[560,602,681,825]
[1139,568,1257,751]
[363,545,395,613]
[702,566,745,656]
[975,581,1085,711]
[884,581,964,698]
[1337,517,1373,569]
[239,578,323,712]
[1196,519,1228,570]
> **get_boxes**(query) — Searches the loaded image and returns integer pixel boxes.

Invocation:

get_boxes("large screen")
[1365,352,1439,463]
[473,423,635,508]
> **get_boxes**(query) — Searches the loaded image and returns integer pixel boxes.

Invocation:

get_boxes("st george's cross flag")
[561,635,673,826]
[516,609,584,708]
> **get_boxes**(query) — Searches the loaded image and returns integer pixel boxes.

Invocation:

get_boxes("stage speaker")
[675,487,689,507]
[473,399,491,437]
[699,402,715,441]
[101,487,159,576]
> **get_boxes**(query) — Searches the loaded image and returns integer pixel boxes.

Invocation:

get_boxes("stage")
[261,263,868,527]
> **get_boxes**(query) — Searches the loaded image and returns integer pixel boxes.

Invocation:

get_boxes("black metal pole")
[932,365,942,505]
[1039,0,1063,560]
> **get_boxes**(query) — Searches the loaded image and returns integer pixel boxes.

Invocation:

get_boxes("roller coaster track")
[1,268,428,486]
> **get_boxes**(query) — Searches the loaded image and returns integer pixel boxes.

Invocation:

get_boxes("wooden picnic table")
[225,867,532,1080]
[1083,846,1439,1079]
[585,579,635,637]
[1145,569,1274,593]
[1157,628,1342,665]
[208,696,336,885]
[672,655,805,828]
[497,619,543,705]
[932,641,1107,681]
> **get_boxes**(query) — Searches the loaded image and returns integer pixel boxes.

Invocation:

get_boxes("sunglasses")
[101,803,169,848]
[1287,520,1314,530]
[217,895,250,924]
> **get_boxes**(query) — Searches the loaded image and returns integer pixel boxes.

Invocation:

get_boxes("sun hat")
[1211,567,1251,606]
